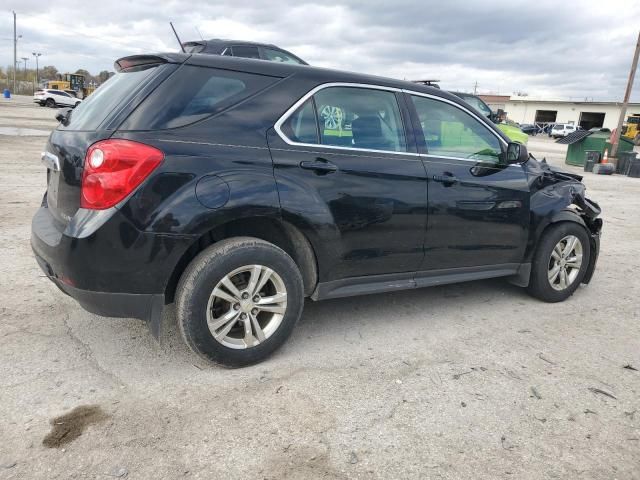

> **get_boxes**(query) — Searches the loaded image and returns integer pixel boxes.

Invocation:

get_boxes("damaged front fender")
[523,157,602,285]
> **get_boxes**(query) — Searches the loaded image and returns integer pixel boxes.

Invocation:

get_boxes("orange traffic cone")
[602,149,608,164]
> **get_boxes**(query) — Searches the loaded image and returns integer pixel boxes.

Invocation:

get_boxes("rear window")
[120,65,278,130]
[63,64,160,130]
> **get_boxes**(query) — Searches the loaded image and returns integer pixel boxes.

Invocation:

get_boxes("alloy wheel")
[548,235,583,291]
[206,265,288,349]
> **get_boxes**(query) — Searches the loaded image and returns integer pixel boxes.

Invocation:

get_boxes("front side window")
[263,48,304,65]
[411,95,502,164]
[231,45,261,59]
[312,87,406,152]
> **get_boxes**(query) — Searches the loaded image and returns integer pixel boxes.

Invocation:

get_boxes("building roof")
[508,97,640,107]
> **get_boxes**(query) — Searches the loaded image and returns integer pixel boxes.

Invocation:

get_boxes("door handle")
[300,158,338,174]
[432,173,458,185]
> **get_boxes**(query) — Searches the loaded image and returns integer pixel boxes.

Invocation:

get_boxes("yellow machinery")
[46,80,70,90]
[46,73,91,97]
[622,114,639,141]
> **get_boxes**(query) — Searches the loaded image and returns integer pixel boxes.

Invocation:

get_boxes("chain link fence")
[0,79,38,96]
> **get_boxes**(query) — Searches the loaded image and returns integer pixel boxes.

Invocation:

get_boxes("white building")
[502,97,640,130]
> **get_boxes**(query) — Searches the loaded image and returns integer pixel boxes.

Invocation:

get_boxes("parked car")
[31,52,602,367]
[182,38,308,65]
[519,123,538,135]
[449,92,528,144]
[551,123,579,138]
[33,89,82,108]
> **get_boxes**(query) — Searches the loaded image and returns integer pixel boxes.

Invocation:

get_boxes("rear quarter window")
[120,65,279,130]
[62,64,161,131]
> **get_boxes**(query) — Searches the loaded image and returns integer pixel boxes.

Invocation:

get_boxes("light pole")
[32,52,42,86]
[21,57,28,79]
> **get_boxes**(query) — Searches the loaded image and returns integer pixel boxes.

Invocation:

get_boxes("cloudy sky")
[2,0,639,100]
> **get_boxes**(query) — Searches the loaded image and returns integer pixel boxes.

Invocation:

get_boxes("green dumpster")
[565,131,635,167]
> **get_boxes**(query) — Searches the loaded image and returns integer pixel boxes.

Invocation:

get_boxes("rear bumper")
[31,203,195,323]
[34,250,163,321]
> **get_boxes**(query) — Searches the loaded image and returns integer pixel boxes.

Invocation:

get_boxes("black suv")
[31,53,602,366]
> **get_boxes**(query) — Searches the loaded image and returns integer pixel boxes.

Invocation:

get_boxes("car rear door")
[405,92,529,272]
[268,84,428,281]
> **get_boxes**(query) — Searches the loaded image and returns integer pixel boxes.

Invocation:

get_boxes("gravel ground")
[1,95,639,479]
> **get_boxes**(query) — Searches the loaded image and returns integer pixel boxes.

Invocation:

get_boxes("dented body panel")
[516,157,602,286]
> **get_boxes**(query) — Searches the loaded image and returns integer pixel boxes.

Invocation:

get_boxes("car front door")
[268,84,428,281]
[406,92,529,272]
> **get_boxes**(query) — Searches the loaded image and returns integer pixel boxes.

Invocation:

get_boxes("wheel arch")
[164,216,319,304]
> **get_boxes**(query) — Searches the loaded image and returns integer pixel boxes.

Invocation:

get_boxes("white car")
[551,123,580,138]
[33,89,82,108]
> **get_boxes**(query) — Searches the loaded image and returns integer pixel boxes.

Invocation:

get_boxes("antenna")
[195,27,204,41]
[170,22,186,52]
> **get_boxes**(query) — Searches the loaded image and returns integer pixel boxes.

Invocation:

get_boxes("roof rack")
[412,79,441,89]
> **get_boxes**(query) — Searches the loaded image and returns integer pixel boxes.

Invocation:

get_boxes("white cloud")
[1,0,639,100]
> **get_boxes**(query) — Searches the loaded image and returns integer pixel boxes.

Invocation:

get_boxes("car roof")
[115,52,497,121]
[185,38,283,50]
[136,52,463,102]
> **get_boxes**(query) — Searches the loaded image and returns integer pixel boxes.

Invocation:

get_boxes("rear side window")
[63,64,160,130]
[263,48,304,65]
[231,45,261,59]
[314,87,406,152]
[121,65,277,130]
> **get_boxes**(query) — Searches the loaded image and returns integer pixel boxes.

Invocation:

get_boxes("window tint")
[281,99,318,144]
[312,87,406,152]
[64,64,160,130]
[231,45,261,59]
[263,48,304,65]
[411,95,502,163]
[121,65,277,130]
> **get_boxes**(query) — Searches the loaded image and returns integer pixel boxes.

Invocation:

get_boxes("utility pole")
[473,81,478,95]
[21,57,28,78]
[32,52,42,85]
[611,30,640,158]
[13,11,17,93]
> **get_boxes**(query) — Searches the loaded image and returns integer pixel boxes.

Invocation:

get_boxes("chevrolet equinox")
[31,53,602,366]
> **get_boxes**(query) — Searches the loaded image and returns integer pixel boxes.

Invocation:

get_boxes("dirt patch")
[42,405,109,448]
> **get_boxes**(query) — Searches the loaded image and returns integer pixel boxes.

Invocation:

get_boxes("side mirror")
[506,142,528,164]
[55,108,71,125]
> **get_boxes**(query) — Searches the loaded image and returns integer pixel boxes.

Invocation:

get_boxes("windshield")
[457,94,492,118]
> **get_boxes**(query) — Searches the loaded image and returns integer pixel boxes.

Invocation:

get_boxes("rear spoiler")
[114,53,188,72]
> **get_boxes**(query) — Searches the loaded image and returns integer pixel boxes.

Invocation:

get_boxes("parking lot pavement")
[1,97,639,479]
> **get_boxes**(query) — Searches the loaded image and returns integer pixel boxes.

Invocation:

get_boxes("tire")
[45,98,55,108]
[527,222,590,302]
[175,237,304,367]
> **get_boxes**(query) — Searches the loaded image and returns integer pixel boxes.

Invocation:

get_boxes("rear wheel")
[45,98,55,108]
[527,223,590,302]
[175,237,304,367]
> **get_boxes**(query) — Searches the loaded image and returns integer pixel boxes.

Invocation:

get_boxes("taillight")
[81,139,163,210]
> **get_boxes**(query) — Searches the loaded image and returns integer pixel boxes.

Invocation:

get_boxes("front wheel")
[45,98,55,108]
[527,223,590,302]
[175,237,304,367]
